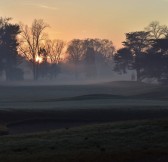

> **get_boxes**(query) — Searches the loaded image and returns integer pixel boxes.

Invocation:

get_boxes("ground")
[0,81,168,161]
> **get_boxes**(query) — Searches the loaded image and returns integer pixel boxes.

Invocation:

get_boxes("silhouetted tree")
[44,39,65,63]
[83,38,115,64]
[84,47,97,77]
[151,38,168,83]
[145,21,168,39]
[0,17,23,80]
[66,38,115,79]
[18,19,48,80]
[117,29,168,83]
[114,48,133,74]
[36,47,60,79]
[66,39,85,78]
[83,39,115,77]
[153,39,168,52]
[122,31,150,81]
[141,48,163,81]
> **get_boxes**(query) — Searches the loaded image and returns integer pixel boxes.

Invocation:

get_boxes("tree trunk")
[33,63,38,80]
[74,63,78,80]
[136,67,141,82]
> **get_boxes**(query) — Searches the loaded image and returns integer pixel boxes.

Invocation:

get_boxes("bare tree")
[145,21,168,39]
[18,19,48,80]
[44,39,65,64]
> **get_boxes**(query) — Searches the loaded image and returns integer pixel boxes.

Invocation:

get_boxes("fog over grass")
[0,81,166,110]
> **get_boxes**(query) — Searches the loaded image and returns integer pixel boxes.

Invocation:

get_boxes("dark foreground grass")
[0,124,8,135]
[1,119,168,162]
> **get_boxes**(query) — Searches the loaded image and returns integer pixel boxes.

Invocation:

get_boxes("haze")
[1,1,168,161]
[1,0,168,48]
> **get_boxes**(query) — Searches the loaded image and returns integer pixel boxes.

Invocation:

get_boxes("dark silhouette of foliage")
[122,31,150,81]
[0,17,23,80]
[151,39,168,84]
[83,38,115,65]
[116,23,168,84]
[66,38,115,79]
[66,39,85,78]
[84,47,97,78]
[114,48,133,74]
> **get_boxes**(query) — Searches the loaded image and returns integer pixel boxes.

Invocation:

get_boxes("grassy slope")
[1,120,168,162]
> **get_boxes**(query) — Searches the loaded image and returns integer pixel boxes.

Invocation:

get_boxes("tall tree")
[18,19,48,80]
[145,21,168,39]
[83,39,115,77]
[122,31,150,81]
[44,39,65,64]
[66,38,115,78]
[84,47,97,77]
[151,39,168,83]
[0,17,22,80]
[83,39,115,64]
[141,48,164,81]
[66,39,85,78]
[114,48,133,74]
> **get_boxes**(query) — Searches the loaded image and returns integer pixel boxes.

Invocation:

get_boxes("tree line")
[0,17,168,84]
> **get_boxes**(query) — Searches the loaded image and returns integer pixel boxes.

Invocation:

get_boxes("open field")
[1,120,168,162]
[1,81,168,161]
[0,81,168,134]
[1,81,168,112]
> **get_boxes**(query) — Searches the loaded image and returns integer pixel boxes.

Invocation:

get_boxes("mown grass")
[1,119,168,162]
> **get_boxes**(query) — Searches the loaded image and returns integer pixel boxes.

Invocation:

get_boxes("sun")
[35,55,43,63]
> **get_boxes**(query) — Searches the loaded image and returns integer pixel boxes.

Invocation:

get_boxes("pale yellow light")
[35,55,43,63]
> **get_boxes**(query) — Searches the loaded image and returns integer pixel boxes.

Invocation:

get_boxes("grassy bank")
[1,119,168,162]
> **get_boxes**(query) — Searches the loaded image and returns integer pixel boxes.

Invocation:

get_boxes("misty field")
[1,81,168,161]
[1,81,168,110]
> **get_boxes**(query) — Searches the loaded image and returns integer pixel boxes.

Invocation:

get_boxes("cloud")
[37,4,58,10]
[23,3,58,10]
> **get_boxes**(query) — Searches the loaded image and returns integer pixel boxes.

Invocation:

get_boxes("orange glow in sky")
[1,0,168,49]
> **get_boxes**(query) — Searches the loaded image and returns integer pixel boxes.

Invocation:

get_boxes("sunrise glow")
[1,1,168,161]
[1,0,168,48]
[35,55,43,64]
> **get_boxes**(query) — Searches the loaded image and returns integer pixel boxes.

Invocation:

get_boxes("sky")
[0,0,168,49]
